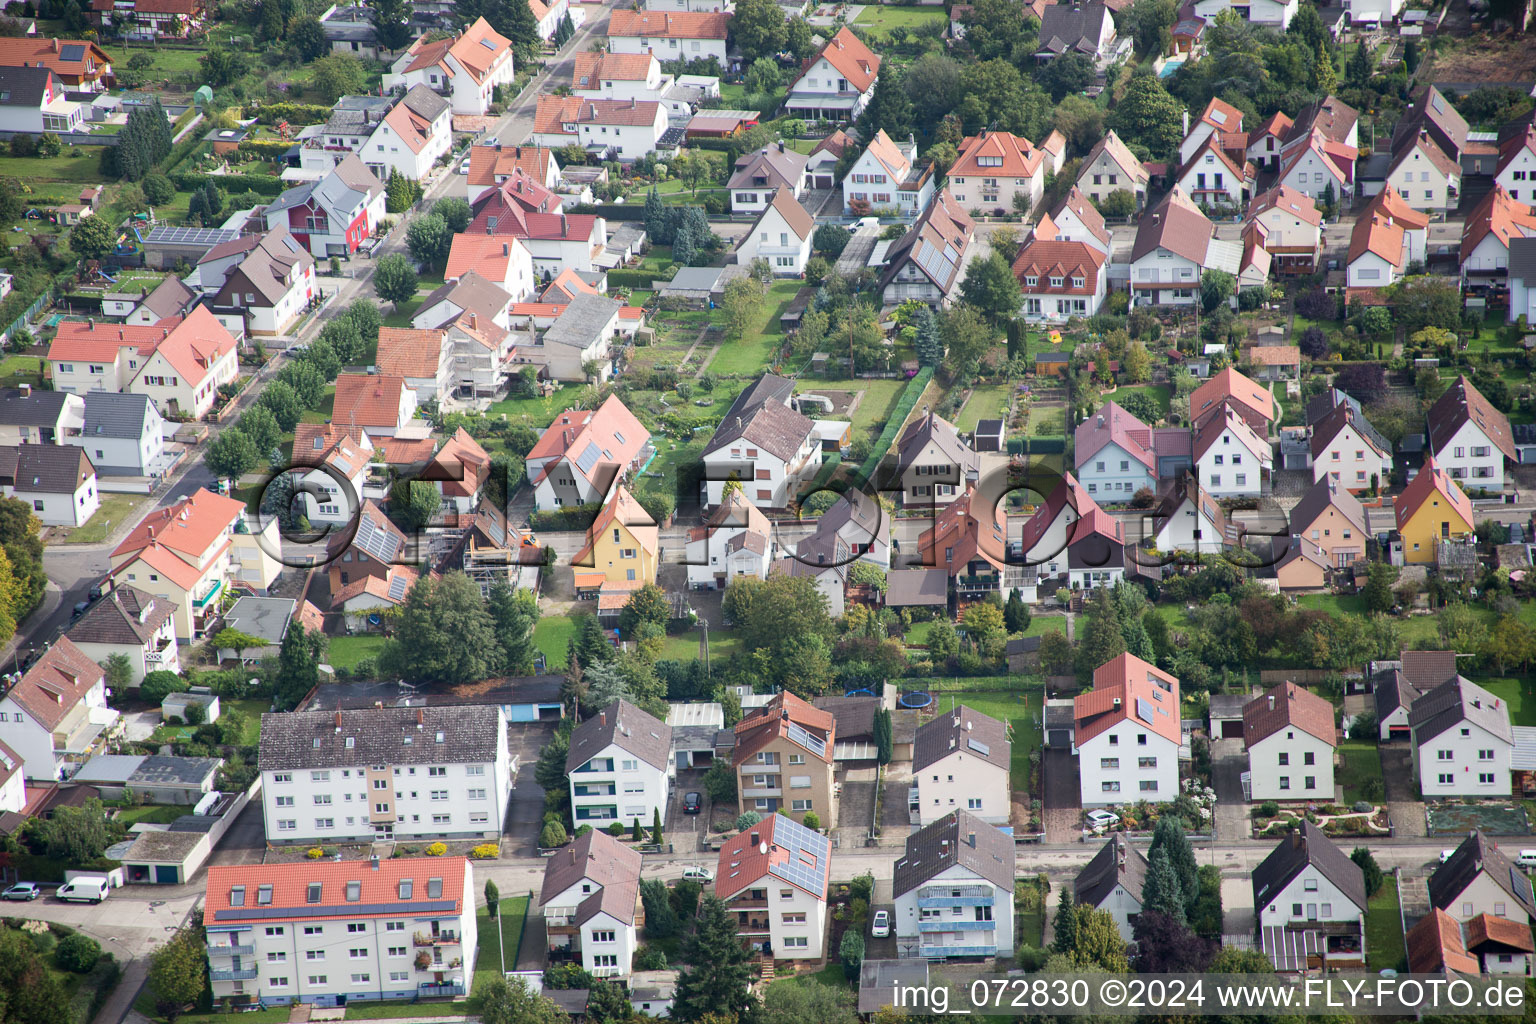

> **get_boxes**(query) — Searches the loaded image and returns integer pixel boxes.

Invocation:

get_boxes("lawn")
[956,384,1012,431]
[151,697,267,745]
[1102,383,1172,421]
[844,378,911,440]
[471,898,529,1001]
[1365,876,1406,972]
[343,1001,469,1019]
[0,151,110,184]
[705,280,801,376]
[533,614,579,670]
[658,627,742,663]
[486,389,579,425]
[326,633,388,670]
[107,803,188,827]
[930,690,1044,793]
[134,987,290,1024]
[1477,678,1536,728]
[299,389,336,424]
[1337,740,1384,805]
[765,963,847,996]
[0,354,44,387]
[1294,594,1478,648]
[852,4,948,31]
[1016,877,1047,948]
[1030,406,1066,436]
[60,493,147,544]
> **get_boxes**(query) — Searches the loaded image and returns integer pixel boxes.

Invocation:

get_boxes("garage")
[813,174,834,189]
[1208,694,1249,740]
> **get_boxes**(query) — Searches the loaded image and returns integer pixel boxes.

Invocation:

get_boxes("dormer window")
[1072,277,1084,288]
[1049,276,1063,287]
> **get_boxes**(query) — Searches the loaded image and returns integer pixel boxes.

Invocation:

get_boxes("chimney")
[1182,109,1189,137]
[334,711,343,733]
[600,710,607,727]
[416,708,424,730]
[750,831,760,846]
[781,707,789,721]
[1097,414,1104,427]
[370,855,380,871]
[940,838,949,853]
[18,383,29,398]
[468,312,477,329]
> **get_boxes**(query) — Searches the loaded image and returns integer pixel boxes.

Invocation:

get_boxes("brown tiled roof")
[1428,375,1517,463]
[1131,186,1211,264]
[376,328,446,379]
[1407,908,1480,973]
[1466,913,1536,954]
[912,705,1009,772]
[332,373,409,432]
[8,637,104,730]
[734,691,834,766]
[608,9,728,38]
[789,26,879,94]
[1242,681,1336,747]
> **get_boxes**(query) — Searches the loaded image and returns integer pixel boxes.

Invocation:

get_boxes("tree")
[142,173,175,206]
[1362,561,1399,614]
[487,582,539,675]
[386,167,419,213]
[913,304,943,368]
[671,896,756,1022]
[961,0,1031,62]
[640,878,681,938]
[1077,590,1126,674]
[479,977,565,1024]
[407,211,450,268]
[259,379,305,432]
[204,428,257,484]
[1038,628,1074,676]
[374,253,419,308]
[288,14,328,59]
[1142,845,1186,923]
[644,187,668,243]
[652,805,664,845]
[212,628,264,662]
[1121,0,1178,53]
[1346,37,1371,87]
[1336,361,1388,402]
[1132,911,1209,973]
[140,670,188,704]
[311,54,365,102]
[721,276,765,340]
[839,929,865,981]
[761,981,859,1024]
[1392,276,1462,336]
[380,572,501,687]
[1201,269,1235,313]
[1298,325,1328,359]
[39,798,111,862]
[619,583,669,637]
[348,299,382,343]
[198,46,249,88]
[1150,816,1199,913]
[435,195,471,234]
[1123,341,1152,383]
[962,602,1008,658]
[812,222,850,258]
[1004,590,1030,634]
[1351,847,1384,898]
[366,0,413,48]
[101,652,133,692]
[1052,888,1078,955]
[149,928,207,1021]
[485,878,500,917]
[238,404,281,457]
[1487,615,1536,675]
[1035,52,1095,101]
[273,624,325,711]
[905,53,962,135]
[54,933,100,973]
[873,707,893,764]
[68,215,113,261]
[1108,75,1185,159]
[391,479,442,529]
[1311,40,1336,93]
[1072,906,1129,972]
[858,69,914,140]
[940,303,996,379]
[730,0,787,64]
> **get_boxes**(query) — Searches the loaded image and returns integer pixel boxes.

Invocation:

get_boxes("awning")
[573,572,605,589]
[1261,925,1321,972]
[1511,726,1536,770]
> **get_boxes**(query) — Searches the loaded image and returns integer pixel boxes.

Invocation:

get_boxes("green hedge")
[171,171,288,196]
[253,103,333,126]
[608,268,671,290]
[529,504,600,531]
[237,140,296,158]
[854,367,933,485]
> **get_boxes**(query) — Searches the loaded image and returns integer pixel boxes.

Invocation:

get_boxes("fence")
[509,891,533,971]
[852,366,933,486]
[1006,436,1066,455]
[1,278,65,345]
[0,130,119,146]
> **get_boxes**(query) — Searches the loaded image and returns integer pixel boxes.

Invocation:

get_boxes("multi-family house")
[572,484,658,590]
[684,489,772,589]
[878,189,974,308]
[80,391,163,478]
[1275,128,1355,202]
[530,95,668,162]
[466,143,563,204]
[1461,186,1536,299]
[715,813,831,960]
[911,706,1010,826]
[1189,366,1274,433]
[376,327,453,404]
[843,130,933,217]
[1129,186,1237,307]
[1387,130,1462,214]
[1177,133,1254,210]
[607,10,729,63]
[444,235,535,301]
[1076,131,1148,206]
[0,386,81,447]
[263,155,385,259]
[48,308,240,419]
[1036,1,1116,59]
[732,691,835,825]
[785,26,880,122]
[1251,821,1366,971]
[413,272,514,332]
[1428,830,1536,925]
[728,144,808,214]
[290,430,369,527]
[894,409,979,507]
[332,374,419,438]
[1410,676,1513,799]
[65,584,179,685]
[1346,185,1429,291]
[1394,454,1474,564]
[1242,682,1336,802]
[701,374,820,508]
[735,188,814,276]
[294,97,391,177]
[1073,653,1180,806]
[0,444,97,527]
[203,858,477,1007]
[1075,835,1147,941]
[384,19,516,115]
[1013,227,1108,322]
[1287,477,1367,569]
[1150,474,1232,555]
[1047,186,1113,256]
[1428,375,1515,492]
[1179,98,1244,166]
[1309,395,1391,493]
[915,484,1012,601]
[1194,405,1271,498]
[1073,401,1159,499]
[204,228,317,338]
[258,705,512,845]
[0,37,112,92]
[540,830,643,980]
[1496,124,1536,203]
[565,700,673,829]
[366,86,454,182]
[0,637,117,780]
[893,811,1015,959]
[527,395,651,511]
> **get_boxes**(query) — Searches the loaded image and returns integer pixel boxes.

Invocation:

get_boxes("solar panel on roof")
[967,738,990,756]
[786,722,825,756]
[1135,698,1153,725]
[60,44,85,60]
[575,442,601,474]
[356,516,401,561]
[388,575,409,602]
[146,226,238,245]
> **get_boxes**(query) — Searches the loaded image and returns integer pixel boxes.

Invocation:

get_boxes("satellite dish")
[759,842,768,855]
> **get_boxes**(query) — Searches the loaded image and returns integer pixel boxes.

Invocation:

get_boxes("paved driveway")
[836,765,878,847]
[207,801,267,867]
[507,722,555,854]
[1381,745,1426,838]
[1041,748,1081,844]
[1211,738,1252,843]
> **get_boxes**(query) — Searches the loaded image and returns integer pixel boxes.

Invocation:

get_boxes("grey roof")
[401,83,451,123]
[1409,676,1513,745]
[575,871,639,927]
[73,754,144,784]
[542,292,622,350]
[661,266,724,293]
[222,596,297,645]
[629,970,679,1004]
[416,270,513,328]
[82,391,156,441]
[258,705,502,770]
[1287,477,1368,539]
[897,409,978,476]
[1075,834,1148,908]
[67,584,172,646]
[1308,399,1391,461]
[859,961,929,1014]
[1038,1,1111,54]
[564,699,672,773]
[122,828,204,864]
[539,825,643,904]
[1372,668,1421,723]
[0,66,55,108]
[912,704,1010,773]
[1251,820,1366,913]
[322,20,378,41]
[1509,236,1536,283]
[138,276,198,320]
[131,755,221,787]
[1429,830,1536,920]
[1305,387,1361,424]
[704,373,813,461]
[884,567,947,606]
[811,695,877,741]
[0,444,94,493]
[1402,650,1459,689]
[0,387,72,427]
[893,810,1015,896]
[727,144,808,190]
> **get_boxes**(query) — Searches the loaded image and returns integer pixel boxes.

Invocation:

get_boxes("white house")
[1410,676,1514,799]
[606,9,729,63]
[331,374,419,439]
[539,829,642,979]
[527,395,652,511]
[1251,822,1366,971]
[257,705,514,845]
[1495,124,1536,203]
[893,812,1016,960]
[0,65,84,135]
[805,488,890,568]
[64,584,179,685]
[0,443,98,527]
[413,272,514,333]
[1344,0,1403,22]
[384,18,517,116]
[536,293,624,383]
[1018,473,1095,578]
[0,637,117,781]
[736,189,814,276]
[685,490,773,589]
[1049,187,1113,256]
[1179,97,1244,167]
[1151,475,1232,555]
[291,432,370,526]
[1075,835,1147,942]
[566,700,673,829]
[727,144,808,214]
[205,228,317,339]
[264,154,386,260]
[1247,184,1323,275]
[0,738,23,817]
[842,130,933,218]
[530,95,668,163]
[1387,131,1461,213]
[1076,131,1148,206]
[1013,231,1108,322]
[911,706,1010,826]
[1193,0,1296,26]
[204,858,478,1007]
[1346,185,1428,290]
[715,814,831,959]
[80,391,165,477]
[784,26,880,122]
[701,374,820,509]
[573,49,670,100]
[1276,129,1355,202]
[1509,237,1536,325]
[1194,404,1272,498]
[0,386,82,448]
[1427,375,1515,492]
[893,409,978,508]
[1073,654,1181,806]
[444,235,536,302]
[366,85,454,182]
[1129,186,1223,308]
[1461,186,1536,292]
[1308,398,1391,492]
[1243,682,1337,803]
[1073,403,1158,500]
[1176,133,1253,211]
[878,189,975,308]
[1428,831,1536,926]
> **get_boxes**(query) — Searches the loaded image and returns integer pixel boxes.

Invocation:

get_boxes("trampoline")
[844,688,875,697]
[899,691,933,709]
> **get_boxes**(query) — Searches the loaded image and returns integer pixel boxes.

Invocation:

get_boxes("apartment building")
[203,858,476,1007]
[1073,653,1181,806]
[257,705,512,845]
[565,700,673,829]
[732,691,835,826]
[714,813,832,959]
[540,829,643,979]
[892,811,1015,959]
[911,706,1010,826]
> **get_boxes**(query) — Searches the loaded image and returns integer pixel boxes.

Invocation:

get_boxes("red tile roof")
[204,857,467,923]
[1428,374,1517,464]
[1189,366,1274,427]
[1019,472,1096,553]
[734,691,835,766]
[953,130,1045,181]
[572,484,658,565]
[790,26,879,94]
[573,50,655,87]
[1075,653,1181,746]
[1467,913,1536,954]
[1406,908,1479,974]
[114,487,242,562]
[0,37,111,81]
[1012,237,1105,295]
[444,234,529,285]
[528,394,651,488]
[1196,97,1243,134]
[1242,681,1336,747]
[1246,184,1322,227]
[376,327,446,379]
[332,373,410,433]
[714,812,831,901]
[7,637,104,730]
[916,484,1008,574]
[1461,185,1536,261]
[428,428,491,499]
[608,9,728,38]
[1074,400,1155,474]
[466,144,555,191]
[1395,454,1474,532]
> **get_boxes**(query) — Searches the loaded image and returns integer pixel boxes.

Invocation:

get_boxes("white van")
[1517,851,1536,870]
[56,876,110,903]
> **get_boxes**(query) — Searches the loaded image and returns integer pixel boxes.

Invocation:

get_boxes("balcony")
[916,894,995,909]
[956,574,1000,592]
[918,919,996,933]
[192,579,223,611]
[918,944,997,958]
[210,969,258,982]
[418,983,465,998]
[591,966,623,979]
[144,639,176,665]
[414,931,460,946]
[207,944,254,957]
[730,899,768,910]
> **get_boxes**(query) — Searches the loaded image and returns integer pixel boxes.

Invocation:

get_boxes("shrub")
[1257,801,1279,818]
[424,842,447,856]
[55,933,101,973]
[470,843,499,860]
[183,701,207,726]
[735,811,762,831]
[607,820,627,837]
[141,671,189,704]
[801,810,821,830]
[633,945,668,971]
[306,847,325,859]
[540,821,569,847]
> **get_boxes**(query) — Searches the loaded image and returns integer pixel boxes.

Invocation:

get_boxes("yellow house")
[1394,455,1473,564]
[573,484,659,591]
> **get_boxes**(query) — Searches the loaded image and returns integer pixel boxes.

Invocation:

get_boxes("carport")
[668,703,724,769]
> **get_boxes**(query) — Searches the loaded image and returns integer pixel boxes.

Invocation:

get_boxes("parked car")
[2,883,41,901]
[871,910,890,938]
[1440,849,1455,863]
[682,792,702,814]
[1086,810,1119,829]
[681,865,714,883]
[56,876,110,904]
